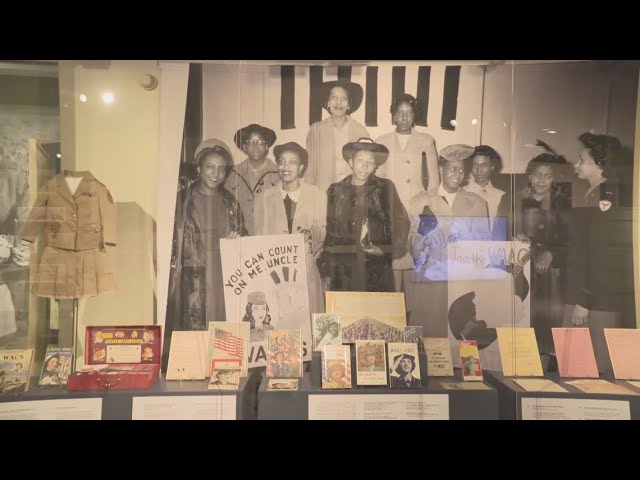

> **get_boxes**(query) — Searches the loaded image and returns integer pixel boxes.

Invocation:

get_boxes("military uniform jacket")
[21,171,117,250]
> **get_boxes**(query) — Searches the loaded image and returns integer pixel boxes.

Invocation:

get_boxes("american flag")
[214,329,243,358]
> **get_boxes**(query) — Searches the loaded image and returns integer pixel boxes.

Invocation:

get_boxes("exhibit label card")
[514,378,568,393]
[604,328,640,380]
[440,382,490,391]
[552,328,599,378]
[308,394,449,420]
[166,331,208,380]
[565,379,638,396]
[0,398,102,420]
[496,328,543,377]
[425,337,454,377]
[522,397,630,420]
[132,395,236,420]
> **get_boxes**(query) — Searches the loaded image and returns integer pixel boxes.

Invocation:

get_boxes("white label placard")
[0,398,102,420]
[521,397,630,420]
[132,395,236,420]
[308,394,448,420]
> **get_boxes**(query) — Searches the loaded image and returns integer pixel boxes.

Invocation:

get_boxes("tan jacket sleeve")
[20,182,50,243]
[99,186,117,246]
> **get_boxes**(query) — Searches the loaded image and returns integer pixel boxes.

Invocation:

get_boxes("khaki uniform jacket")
[21,171,117,250]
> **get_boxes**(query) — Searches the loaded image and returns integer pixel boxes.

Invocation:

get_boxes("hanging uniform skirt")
[33,245,117,299]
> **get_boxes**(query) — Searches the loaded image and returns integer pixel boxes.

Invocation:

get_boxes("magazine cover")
[208,321,249,377]
[313,313,342,351]
[266,330,303,378]
[355,340,387,386]
[321,344,351,389]
[39,346,73,386]
[0,349,33,393]
[459,340,483,381]
[326,292,406,343]
[387,342,422,389]
[221,234,311,368]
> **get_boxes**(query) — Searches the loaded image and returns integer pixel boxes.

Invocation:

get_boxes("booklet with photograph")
[387,342,422,389]
[459,340,483,381]
[267,378,299,391]
[266,330,303,378]
[355,340,387,386]
[321,344,351,389]
[39,346,73,386]
[208,363,241,391]
[313,313,342,351]
[404,326,425,353]
[0,349,34,393]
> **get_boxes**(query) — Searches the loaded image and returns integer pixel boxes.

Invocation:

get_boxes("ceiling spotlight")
[101,92,115,105]
[79,94,87,103]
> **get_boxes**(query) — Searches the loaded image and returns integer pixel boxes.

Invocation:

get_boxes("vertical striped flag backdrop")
[202,63,485,166]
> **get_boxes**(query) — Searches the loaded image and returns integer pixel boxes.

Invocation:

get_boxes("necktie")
[284,194,294,234]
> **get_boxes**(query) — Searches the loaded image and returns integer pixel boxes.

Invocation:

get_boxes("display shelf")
[258,355,499,420]
[0,370,262,420]
[485,371,640,420]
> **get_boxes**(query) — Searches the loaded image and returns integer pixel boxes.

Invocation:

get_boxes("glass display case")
[1,59,638,420]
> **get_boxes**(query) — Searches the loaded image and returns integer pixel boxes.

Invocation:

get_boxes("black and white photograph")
[387,342,422,389]
[161,61,638,378]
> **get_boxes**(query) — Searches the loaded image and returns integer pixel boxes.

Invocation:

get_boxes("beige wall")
[59,61,160,340]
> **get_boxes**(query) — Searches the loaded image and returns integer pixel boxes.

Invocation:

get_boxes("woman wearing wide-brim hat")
[305,80,369,193]
[316,138,409,292]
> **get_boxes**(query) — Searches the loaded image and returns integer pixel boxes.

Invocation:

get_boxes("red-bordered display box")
[67,326,161,391]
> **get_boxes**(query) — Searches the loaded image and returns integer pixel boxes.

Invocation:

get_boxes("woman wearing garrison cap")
[306,80,369,193]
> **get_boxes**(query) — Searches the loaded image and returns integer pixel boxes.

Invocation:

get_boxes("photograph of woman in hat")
[167,138,248,334]
[375,93,439,292]
[225,124,280,235]
[306,81,369,193]
[317,138,409,292]
[242,291,273,339]
[254,142,326,314]
[316,321,341,350]
[389,353,421,388]
[323,360,351,389]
